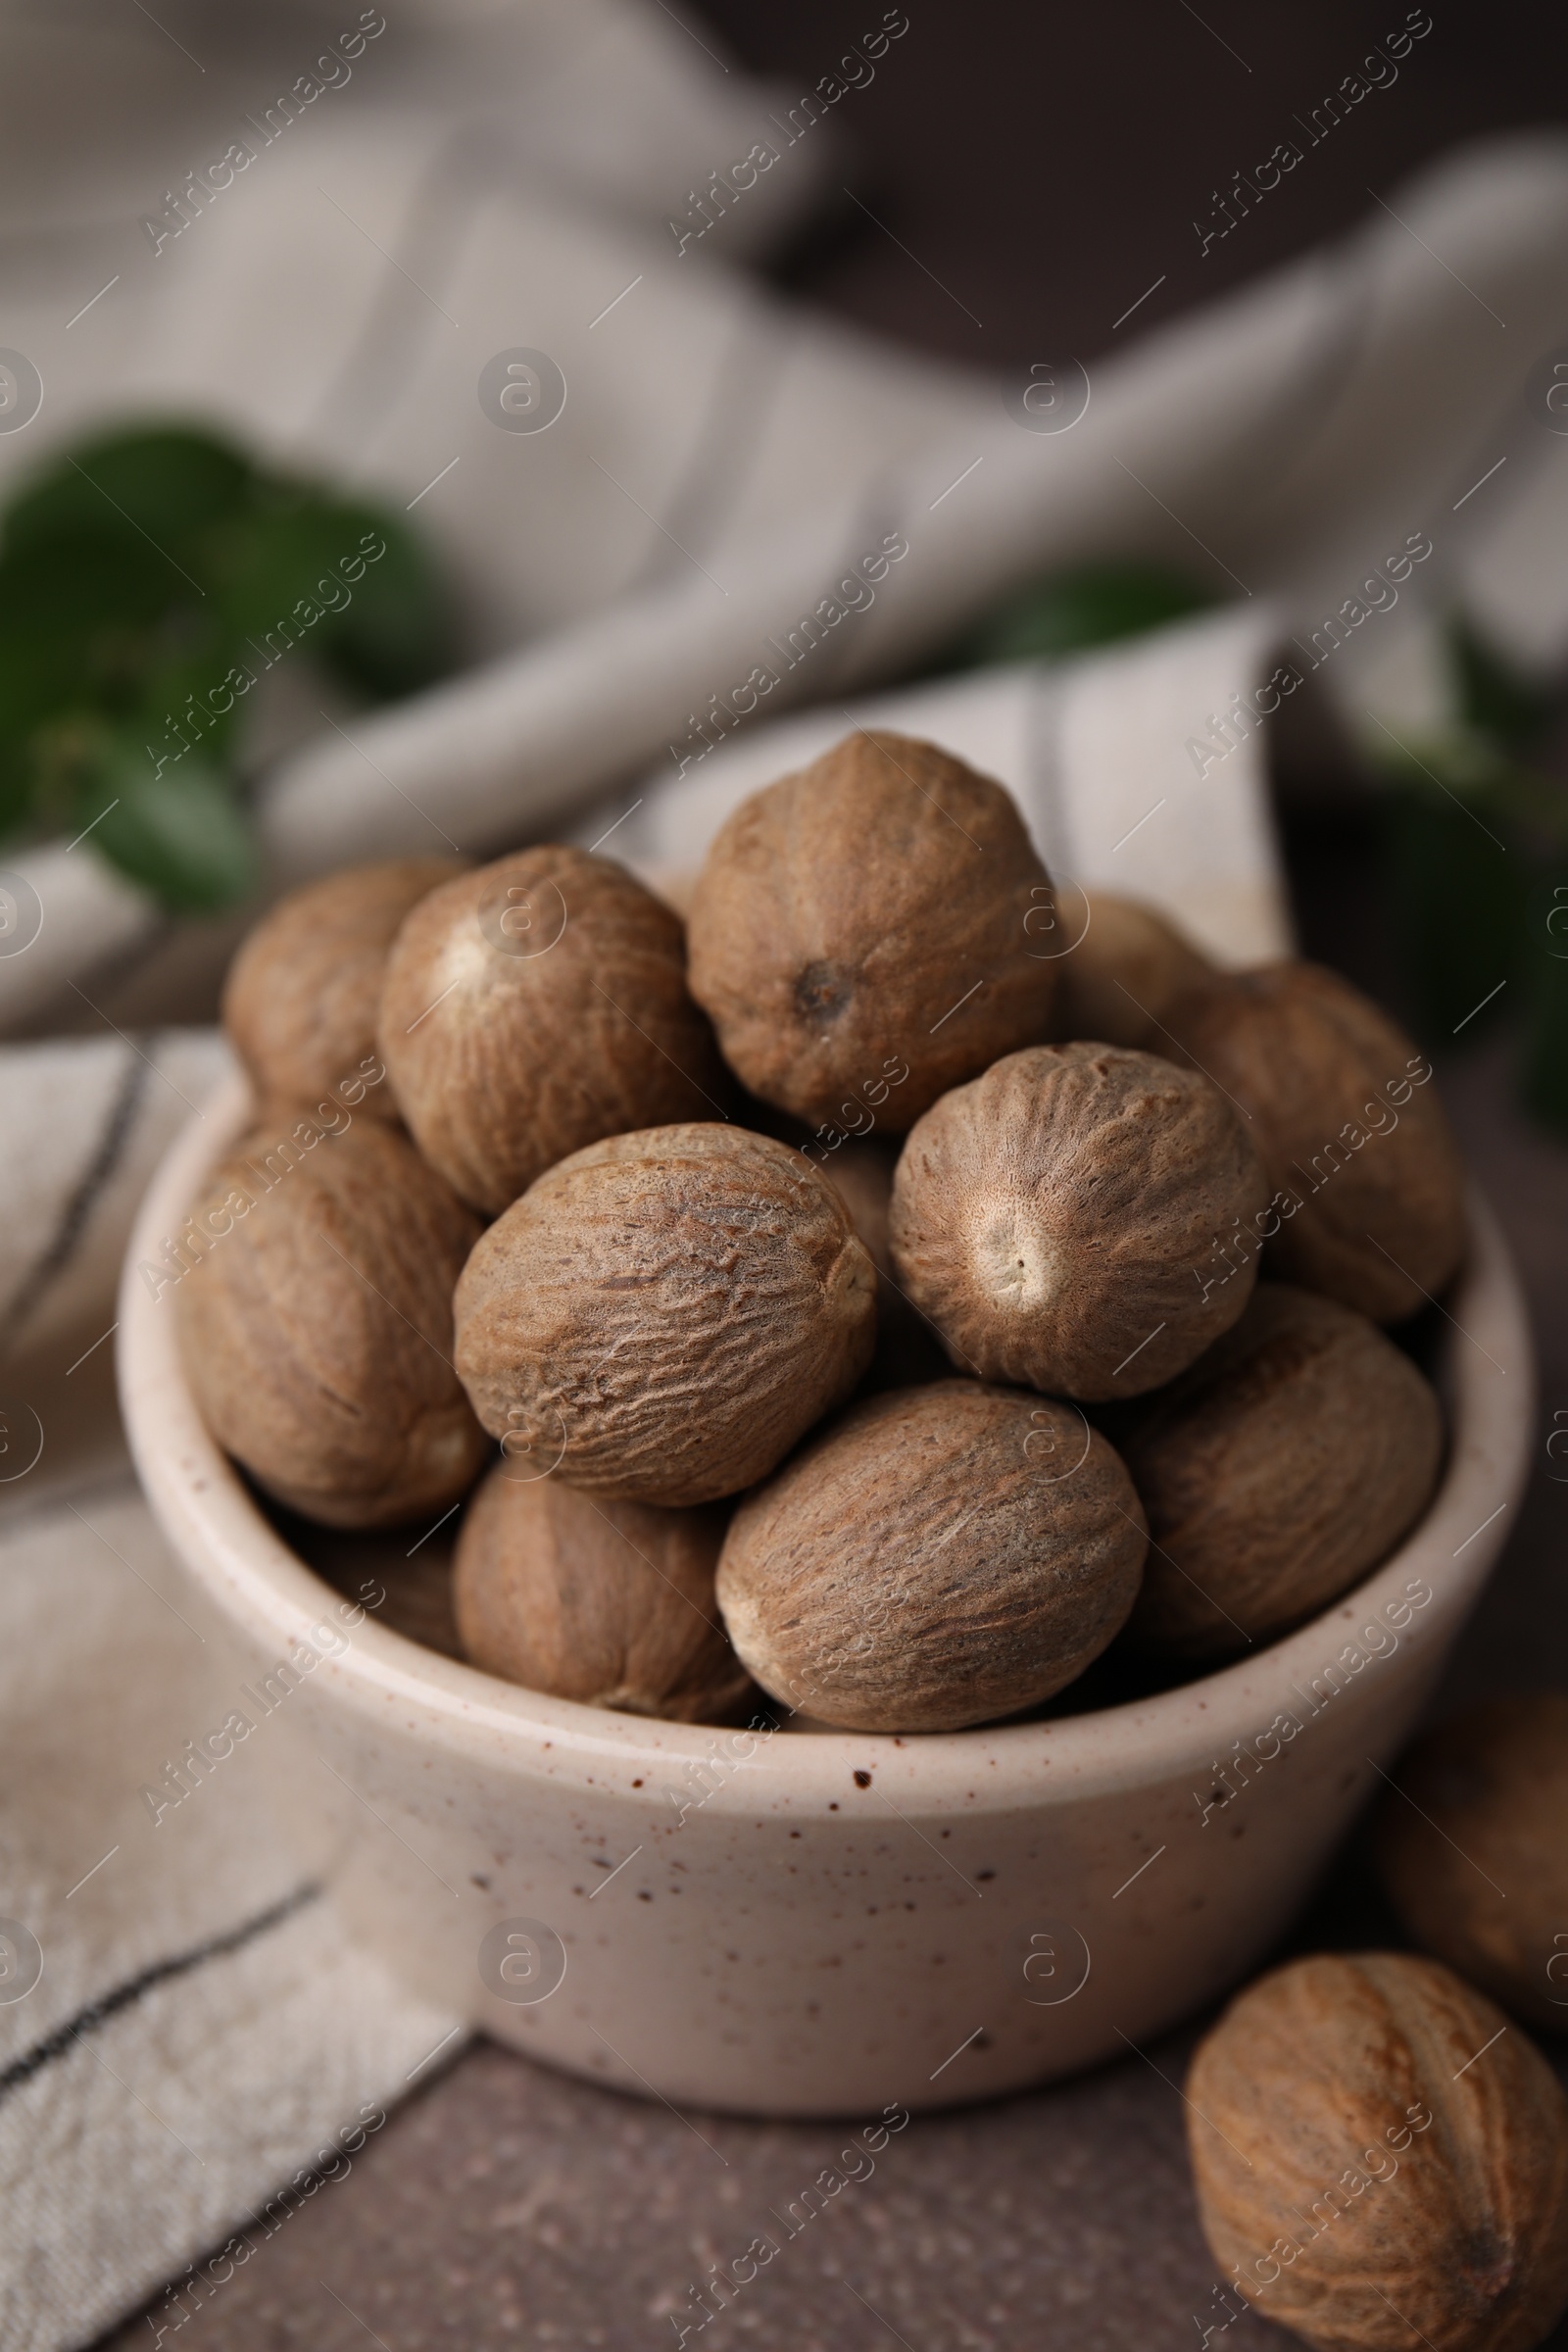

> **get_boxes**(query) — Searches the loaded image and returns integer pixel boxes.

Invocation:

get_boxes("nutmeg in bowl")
[453,1123,876,1505]
[1119,1283,1445,1657]
[1160,961,1467,1321]
[172,1109,487,1530]
[221,856,464,1115]
[1048,887,1214,1050]
[379,846,725,1213]
[121,1070,1530,2119]
[686,729,1060,1130]
[715,1380,1148,1733]
[455,1468,751,1724]
[889,1042,1269,1399]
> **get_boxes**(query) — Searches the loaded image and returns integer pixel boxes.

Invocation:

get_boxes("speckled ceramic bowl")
[120,1073,1532,2118]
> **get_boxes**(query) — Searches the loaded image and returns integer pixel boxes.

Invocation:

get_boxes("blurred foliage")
[925,560,1217,675]
[1371,616,1568,1136]
[0,422,452,911]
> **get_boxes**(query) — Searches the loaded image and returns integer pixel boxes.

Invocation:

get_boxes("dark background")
[701,0,1566,368]
[98,7,1568,2347]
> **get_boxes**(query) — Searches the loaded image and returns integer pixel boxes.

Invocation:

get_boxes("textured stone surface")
[96,2019,1285,2352]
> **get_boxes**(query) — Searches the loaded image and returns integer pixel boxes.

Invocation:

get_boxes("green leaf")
[0,530,205,746]
[1449,614,1554,754]
[313,510,451,697]
[211,496,449,696]
[927,563,1216,676]
[0,631,86,756]
[77,741,256,912]
[0,737,34,840]
[0,414,452,903]
[209,499,356,644]
[3,424,254,573]
[131,652,250,774]
[1378,781,1523,1039]
[0,525,177,636]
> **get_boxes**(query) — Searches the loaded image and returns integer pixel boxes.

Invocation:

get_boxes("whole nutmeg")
[1187,1951,1568,2352]
[889,1042,1269,1401]
[174,1112,487,1528]
[454,1467,751,1722]
[1121,1284,1444,1656]
[1050,887,1214,1049]
[1373,1695,1568,2034]
[1161,961,1466,1321]
[454,1124,876,1506]
[221,858,463,1115]
[685,730,1058,1130]
[378,847,724,1213]
[715,1381,1147,1733]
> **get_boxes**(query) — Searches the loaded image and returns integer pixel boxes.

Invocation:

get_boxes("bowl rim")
[119,1070,1536,1815]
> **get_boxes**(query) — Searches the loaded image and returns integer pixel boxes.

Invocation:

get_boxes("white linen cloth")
[2,3,1567,2344]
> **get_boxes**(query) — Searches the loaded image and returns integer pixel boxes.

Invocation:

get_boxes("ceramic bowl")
[119,1074,1533,2118]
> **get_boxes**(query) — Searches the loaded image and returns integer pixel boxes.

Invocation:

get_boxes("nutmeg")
[454,1467,751,1722]
[1121,1283,1444,1656]
[454,1124,876,1506]
[889,1043,1269,1401]
[378,847,725,1213]
[1187,1951,1568,2352]
[685,730,1058,1130]
[174,1111,487,1528]
[1050,887,1214,1050]
[222,858,463,1116]
[1373,1694,1568,2034]
[1161,961,1466,1321]
[715,1381,1147,1733]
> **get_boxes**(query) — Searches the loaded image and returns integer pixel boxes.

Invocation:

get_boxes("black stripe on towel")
[0,1045,151,1353]
[0,1880,322,2109]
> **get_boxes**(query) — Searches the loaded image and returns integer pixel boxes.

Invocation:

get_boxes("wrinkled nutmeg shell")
[715,1381,1147,1733]
[1187,1951,1568,2352]
[378,847,725,1213]
[1373,1695,1568,2034]
[222,858,463,1116]
[1121,1283,1444,1656]
[1161,961,1466,1321]
[454,1467,752,1722]
[1050,888,1214,1050]
[889,1043,1269,1401]
[175,1113,488,1528]
[686,730,1058,1130]
[453,1124,877,1506]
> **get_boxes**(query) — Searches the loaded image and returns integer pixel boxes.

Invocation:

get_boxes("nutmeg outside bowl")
[120,1072,1533,2120]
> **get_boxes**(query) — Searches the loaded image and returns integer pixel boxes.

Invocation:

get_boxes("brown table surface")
[98,7,1568,2345]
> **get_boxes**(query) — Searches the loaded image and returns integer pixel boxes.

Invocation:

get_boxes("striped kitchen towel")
[0,1474,463,2352]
